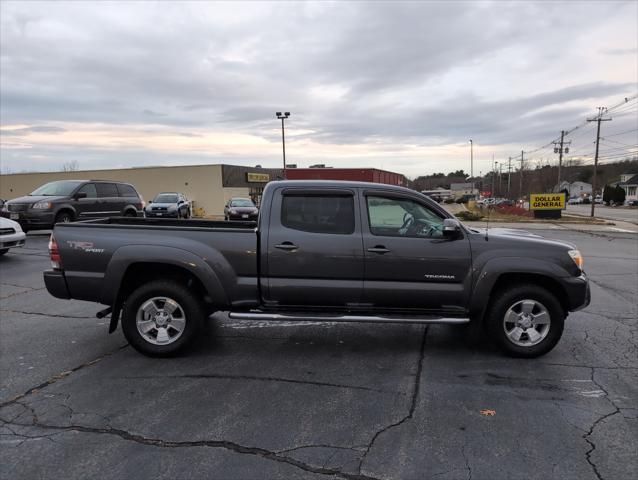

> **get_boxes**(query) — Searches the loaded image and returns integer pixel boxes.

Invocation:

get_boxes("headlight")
[229,209,237,214]
[32,201,52,210]
[568,249,584,271]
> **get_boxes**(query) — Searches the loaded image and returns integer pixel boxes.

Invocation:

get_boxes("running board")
[228,311,469,325]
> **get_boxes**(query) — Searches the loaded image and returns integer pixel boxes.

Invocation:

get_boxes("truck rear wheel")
[121,279,204,357]
[486,284,564,358]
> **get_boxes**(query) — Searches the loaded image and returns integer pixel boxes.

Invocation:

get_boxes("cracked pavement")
[1,230,637,479]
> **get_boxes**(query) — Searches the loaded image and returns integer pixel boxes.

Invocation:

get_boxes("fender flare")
[469,256,571,318]
[53,204,78,220]
[100,244,229,307]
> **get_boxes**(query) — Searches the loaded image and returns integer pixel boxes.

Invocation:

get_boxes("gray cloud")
[0,1,636,174]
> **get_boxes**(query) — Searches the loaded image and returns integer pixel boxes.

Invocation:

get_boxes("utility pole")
[469,139,474,194]
[491,154,498,198]
[507,157,512,200]
[587,107,612,217]
[519,151,524,201]
[498,163,503,196]
[553,130,571,191]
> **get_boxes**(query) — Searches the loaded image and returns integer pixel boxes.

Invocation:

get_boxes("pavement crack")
[276,443,367,455]
[1,419,381,480]
[0,287,46,299]
[0,345,128,409]
[120,373,399,395]
[0,309,97,320]
[582,366,622,480]
[357,327,428,475]
[0,282,40,290]
[461,445,472,480]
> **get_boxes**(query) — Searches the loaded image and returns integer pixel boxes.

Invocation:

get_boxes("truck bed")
[52,216,260,307]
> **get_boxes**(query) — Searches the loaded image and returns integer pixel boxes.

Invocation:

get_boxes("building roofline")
[0,163,280,177]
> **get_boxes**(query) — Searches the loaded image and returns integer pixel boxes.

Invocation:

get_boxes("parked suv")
[145,192,191,219]
[2,180,143,232]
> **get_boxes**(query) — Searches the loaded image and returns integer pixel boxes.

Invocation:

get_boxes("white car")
[0,216,26,256]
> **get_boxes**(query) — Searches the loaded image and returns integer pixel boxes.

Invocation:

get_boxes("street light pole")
[276,112,290,172]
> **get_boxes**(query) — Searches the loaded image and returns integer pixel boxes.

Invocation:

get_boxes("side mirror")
[148,200,153,204]
[178,200,184,204]
[74,192,87,200]
[442,218,461,237]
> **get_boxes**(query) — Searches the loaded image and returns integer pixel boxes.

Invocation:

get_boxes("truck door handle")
[367,246,390,254]
[275,242,299,251]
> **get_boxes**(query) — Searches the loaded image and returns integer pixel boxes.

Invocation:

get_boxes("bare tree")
[61,161,79,172]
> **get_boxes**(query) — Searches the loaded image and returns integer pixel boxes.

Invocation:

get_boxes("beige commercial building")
[0,164,283,217]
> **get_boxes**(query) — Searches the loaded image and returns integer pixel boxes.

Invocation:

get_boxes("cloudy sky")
[1,0,636,177]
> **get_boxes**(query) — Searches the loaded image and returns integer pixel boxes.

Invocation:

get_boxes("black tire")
[485,284,564,358]
[121,279,205,357]
[0,248,9,256]
[124,210,137,217]
[55,211,73,224]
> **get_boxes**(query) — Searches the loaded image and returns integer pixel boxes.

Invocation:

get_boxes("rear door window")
[281,195,354,234]
[96,183,119,198]
[117,184,138,197]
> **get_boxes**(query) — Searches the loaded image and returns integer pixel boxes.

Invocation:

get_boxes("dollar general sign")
[530,193,566,210]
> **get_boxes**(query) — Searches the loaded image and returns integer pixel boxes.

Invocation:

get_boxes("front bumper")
[145,212,179,218]
[0,232,26,249]
[8,211,55,229]
[562,273,591,312]
[227,213,258,221]
[44,270,71,299]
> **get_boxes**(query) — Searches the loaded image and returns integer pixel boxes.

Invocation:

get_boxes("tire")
[0,248,9,256]
[55,211,73,224]
[121,279,205,357]
[485,284,564,358]
[124,210,137,217]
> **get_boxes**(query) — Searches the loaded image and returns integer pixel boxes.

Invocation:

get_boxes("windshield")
[30,181,84,196]
[230,199,255,207]
[153,194,178,203]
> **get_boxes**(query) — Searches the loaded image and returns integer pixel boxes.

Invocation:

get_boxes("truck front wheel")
[121,280,205,357]
[486,284,564,358]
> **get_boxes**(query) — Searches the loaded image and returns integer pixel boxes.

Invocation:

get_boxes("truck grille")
[152,207,168,211]
[0,228,16,235]
[7,204,29,212]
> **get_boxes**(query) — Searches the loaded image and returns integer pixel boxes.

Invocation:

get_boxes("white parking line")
[609,227,637,233]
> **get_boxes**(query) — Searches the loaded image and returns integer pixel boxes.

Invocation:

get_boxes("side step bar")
[228,311,469,325]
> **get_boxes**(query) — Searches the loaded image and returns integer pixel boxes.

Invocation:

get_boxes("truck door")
[360,192,472,312]
[265,187,364,307]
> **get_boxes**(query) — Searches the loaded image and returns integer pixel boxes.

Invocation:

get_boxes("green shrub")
[456,211,483,221]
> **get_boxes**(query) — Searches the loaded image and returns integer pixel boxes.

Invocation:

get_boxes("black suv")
[2,180,143,232]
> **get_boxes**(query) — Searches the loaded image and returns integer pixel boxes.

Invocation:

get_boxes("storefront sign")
[246,172,270,183]
[530,193,566,210]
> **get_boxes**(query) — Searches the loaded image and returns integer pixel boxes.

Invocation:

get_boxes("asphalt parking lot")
[1,229,637,480]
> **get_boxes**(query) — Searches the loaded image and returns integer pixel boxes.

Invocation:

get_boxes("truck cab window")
[281,195,354,234]
[367,195,444,238]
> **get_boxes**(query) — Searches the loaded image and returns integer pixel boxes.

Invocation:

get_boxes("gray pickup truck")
[44,180,590,358]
